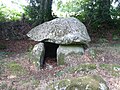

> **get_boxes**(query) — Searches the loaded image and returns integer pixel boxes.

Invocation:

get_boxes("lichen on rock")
[27,17,91,68]
[57,45,84,65]
[46,75,109,90]
[27,17,91,45]
[28,43,45,69]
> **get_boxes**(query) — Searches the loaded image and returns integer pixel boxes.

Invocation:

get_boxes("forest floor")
[0,39,120,90]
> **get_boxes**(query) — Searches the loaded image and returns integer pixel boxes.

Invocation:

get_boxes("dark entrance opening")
[43,42,59,67]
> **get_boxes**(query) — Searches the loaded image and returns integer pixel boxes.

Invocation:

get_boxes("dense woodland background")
[0,0,120,41]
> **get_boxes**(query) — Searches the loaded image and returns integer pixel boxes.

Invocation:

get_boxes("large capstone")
[46,75,109,90]
[27,17,91,45]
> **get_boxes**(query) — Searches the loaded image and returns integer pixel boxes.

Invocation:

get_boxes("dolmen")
[27,17,91,69]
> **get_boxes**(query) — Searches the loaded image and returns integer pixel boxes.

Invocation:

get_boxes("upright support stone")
[29,43,45,69]
[57,45,84,65]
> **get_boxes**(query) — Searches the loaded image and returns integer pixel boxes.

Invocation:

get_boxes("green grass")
[100,64,120,77]
[6,61,27,76]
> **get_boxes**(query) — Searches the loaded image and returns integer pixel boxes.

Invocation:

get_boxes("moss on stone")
[57,45,84,66]
[70,76,100,90]
[46,75,109,90]
[28,52,41,70]
[66,84,82,90]
[57,53,65,65]
[27,43,45,69]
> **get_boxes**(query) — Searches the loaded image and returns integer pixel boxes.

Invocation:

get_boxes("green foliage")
[56,0,120,31]
[0,6,21,21]
[56,0,82,17]
[24,5,38,23]
[0,4,8,22]
[24,0,53,26]
[0,1,25,22]
[58,0,81,13]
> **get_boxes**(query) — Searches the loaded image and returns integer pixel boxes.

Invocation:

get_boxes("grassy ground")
[0,40,120,90]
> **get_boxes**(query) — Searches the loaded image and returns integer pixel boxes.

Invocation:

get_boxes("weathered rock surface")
[29,43,45,69]
[46,75,109,90]
[27,17,91,68]
[27,17,91,45]
[57,45,84,65]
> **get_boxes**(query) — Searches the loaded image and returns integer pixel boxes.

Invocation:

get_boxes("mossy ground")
[6,61,27,76]
[100,64,120,77]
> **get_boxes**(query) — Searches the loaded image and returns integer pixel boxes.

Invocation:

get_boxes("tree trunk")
[31,0,53,26]
[44,0,53,22]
